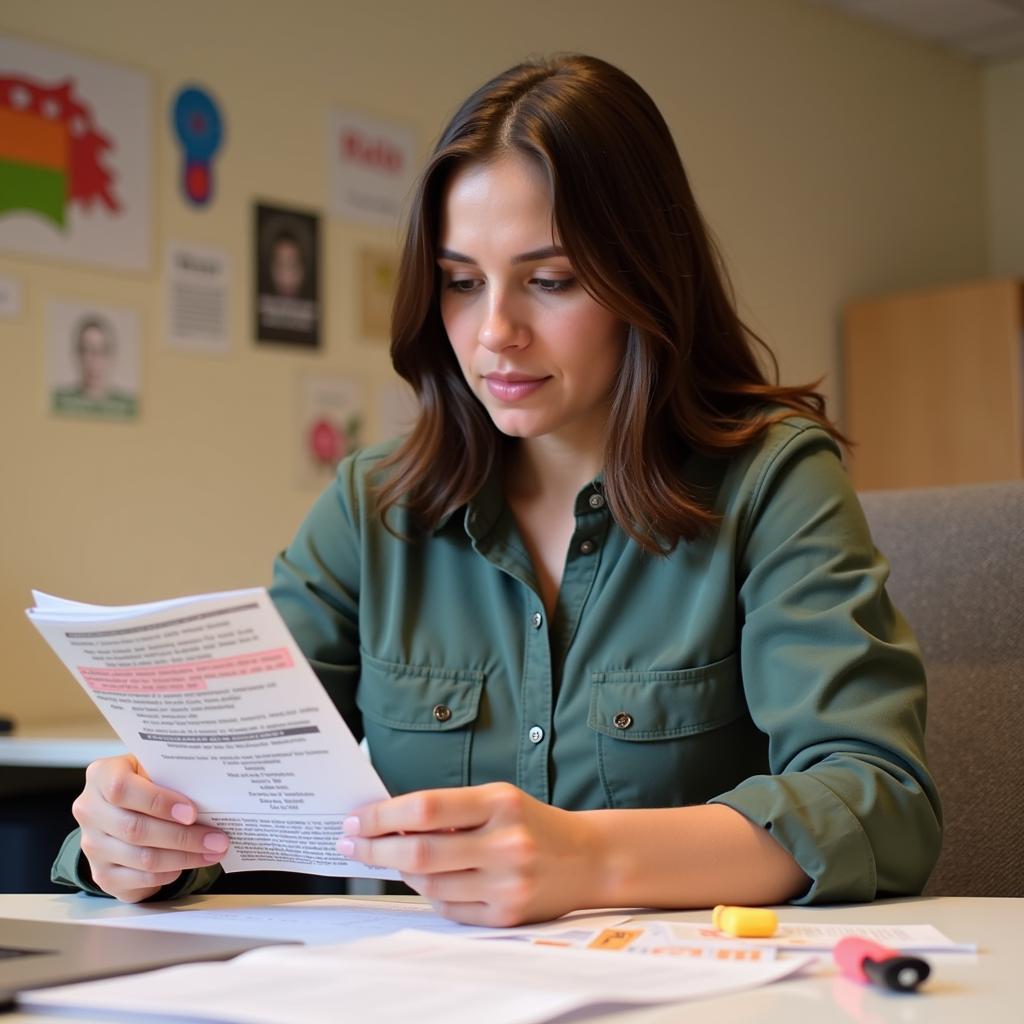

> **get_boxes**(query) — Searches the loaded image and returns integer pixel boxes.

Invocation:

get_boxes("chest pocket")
[356,651,484,796]
[588,653,752,808]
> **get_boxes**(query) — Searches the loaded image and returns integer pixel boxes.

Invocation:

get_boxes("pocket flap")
[357,652,484,731]
[589,652,742,740]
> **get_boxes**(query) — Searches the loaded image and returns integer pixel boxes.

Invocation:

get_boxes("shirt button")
[528,725,544,744]
[588,493,605,510]
[531,611,543,629]
[613,711,633,730]
[579,540,596,555]
[433,704,452,723]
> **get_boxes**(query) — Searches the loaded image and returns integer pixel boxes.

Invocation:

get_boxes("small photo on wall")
[254,202,320,347]
[296,373,364,489]
[48,300,140,420]
[358,246,398,343]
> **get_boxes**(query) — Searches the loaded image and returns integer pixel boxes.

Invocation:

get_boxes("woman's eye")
[443,275,574,294]
[533,277,575,293]
[445,279,480,294]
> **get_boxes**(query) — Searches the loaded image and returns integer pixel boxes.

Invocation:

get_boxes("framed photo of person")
[254,202,321,347]
[48,300,140,421]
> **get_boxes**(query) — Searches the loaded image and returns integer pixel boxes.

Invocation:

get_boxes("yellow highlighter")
[712,905,778,938]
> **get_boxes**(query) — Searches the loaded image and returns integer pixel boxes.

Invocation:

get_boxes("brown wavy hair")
[376,54,846,554]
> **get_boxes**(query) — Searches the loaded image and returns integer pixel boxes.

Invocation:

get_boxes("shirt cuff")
[709,771,877,904]
[50,827,108,897]
[50,827,221,901]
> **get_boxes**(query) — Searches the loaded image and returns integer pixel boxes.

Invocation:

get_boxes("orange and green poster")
[0,34,151,271]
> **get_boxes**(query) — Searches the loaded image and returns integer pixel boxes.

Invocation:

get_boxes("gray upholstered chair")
[858,480,1024,897]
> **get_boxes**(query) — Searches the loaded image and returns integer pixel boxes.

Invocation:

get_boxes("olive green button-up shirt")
[52,416,942,903]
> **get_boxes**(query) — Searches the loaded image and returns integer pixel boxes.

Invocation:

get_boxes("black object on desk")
[834,936,931,992]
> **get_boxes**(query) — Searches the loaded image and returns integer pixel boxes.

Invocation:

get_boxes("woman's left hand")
[336,782,601,926]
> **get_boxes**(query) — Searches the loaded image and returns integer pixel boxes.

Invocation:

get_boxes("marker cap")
[712,905,778,938]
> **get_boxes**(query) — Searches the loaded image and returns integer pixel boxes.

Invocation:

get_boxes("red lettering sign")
[340,130,404,174]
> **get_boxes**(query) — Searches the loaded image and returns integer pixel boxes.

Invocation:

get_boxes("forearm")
[577,803,810,909]
[341,785,811,926]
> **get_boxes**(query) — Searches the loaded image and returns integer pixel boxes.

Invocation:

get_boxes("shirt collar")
[431,461,503,537]
[433,463,606,540]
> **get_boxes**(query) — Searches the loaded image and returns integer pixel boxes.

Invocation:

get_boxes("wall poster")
[49,299,141,420]
[0,33,153,271]
[254,202,320,347]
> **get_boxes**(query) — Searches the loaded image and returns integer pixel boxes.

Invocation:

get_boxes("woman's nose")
[478,294,526,351]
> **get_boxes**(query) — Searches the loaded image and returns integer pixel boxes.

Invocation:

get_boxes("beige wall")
[0,0,988,727]
[985,55,1024,275]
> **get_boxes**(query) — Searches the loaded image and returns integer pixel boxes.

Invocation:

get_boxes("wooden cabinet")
[842,278,1024,489]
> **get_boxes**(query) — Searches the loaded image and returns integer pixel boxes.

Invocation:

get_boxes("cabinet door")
[843,279,1023,489]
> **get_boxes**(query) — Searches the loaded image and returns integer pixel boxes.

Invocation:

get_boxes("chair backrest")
[858,480,1024,897]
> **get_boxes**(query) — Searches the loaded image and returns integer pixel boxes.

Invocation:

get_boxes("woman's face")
[270,238,305,297]
[77,324,115,396]
[438,154,624,451]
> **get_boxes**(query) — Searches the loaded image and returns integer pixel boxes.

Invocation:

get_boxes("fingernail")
[203,832,229,852]
[342,816,361,836]
[336,838,355,856]
[171,803,194,824]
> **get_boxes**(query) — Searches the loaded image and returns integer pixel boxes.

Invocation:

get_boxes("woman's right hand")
[72,754,230,903]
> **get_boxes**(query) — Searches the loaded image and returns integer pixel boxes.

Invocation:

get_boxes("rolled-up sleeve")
[51,827,220,899]
[709,425,942,903]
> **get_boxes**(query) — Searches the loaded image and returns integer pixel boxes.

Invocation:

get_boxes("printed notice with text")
[27,588,398,880]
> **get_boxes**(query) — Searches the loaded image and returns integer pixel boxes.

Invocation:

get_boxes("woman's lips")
[484,376,549,401]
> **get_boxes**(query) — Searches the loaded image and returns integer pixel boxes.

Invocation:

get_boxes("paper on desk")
[21,928,816,1024]
[658,920,976,953]
[27,587,399,881]
[491,921,780,960]
[90,897,631,946]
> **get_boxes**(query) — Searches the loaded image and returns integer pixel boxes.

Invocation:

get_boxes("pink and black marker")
[834,936,931,992]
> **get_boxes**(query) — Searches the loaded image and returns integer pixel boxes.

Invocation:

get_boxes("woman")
[56,55,941,925]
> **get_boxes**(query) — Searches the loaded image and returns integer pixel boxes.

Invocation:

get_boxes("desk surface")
[0,721,124,768]
[2,893,1021,1023]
